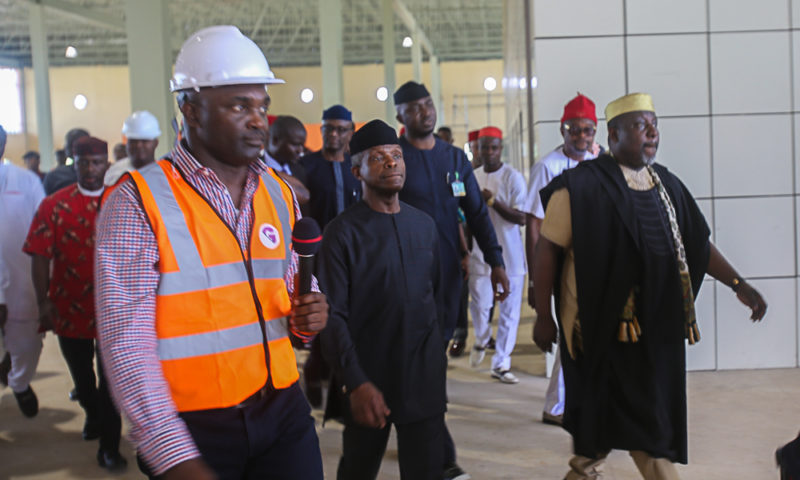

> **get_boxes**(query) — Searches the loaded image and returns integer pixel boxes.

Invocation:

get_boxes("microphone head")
[291,217,322,256]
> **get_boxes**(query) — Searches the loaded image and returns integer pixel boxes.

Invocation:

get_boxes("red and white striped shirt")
[95,142,311,475]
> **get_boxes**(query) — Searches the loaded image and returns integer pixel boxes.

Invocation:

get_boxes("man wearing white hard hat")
[104,110,161,187]
[96,26,328,480]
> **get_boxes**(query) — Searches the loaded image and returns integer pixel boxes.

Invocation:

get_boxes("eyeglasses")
[321,125,352,135]
[563,124,596,137]
[625,119,658,133]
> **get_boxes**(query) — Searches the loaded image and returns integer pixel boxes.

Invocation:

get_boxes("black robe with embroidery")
[541,154,710,463]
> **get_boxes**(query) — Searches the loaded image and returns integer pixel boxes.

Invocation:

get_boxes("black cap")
[393,81,430,105]
[322,104,352,121]
[349,119,399,156]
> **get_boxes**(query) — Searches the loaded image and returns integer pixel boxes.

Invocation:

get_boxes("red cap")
[561,93,597,124]
[467,130,480,142]
[267,115,278,126]
[478,126,502,140]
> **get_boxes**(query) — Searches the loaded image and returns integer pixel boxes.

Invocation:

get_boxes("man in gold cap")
[532,92,767,479]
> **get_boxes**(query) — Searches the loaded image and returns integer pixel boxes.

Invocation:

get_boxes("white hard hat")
[122,111,161,140]
[170,25,284,92]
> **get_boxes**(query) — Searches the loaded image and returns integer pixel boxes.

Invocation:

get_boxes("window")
[0,68,23,134]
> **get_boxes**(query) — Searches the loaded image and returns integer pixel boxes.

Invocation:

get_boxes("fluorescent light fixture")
[73,94,88,110]
[483,76,497,92]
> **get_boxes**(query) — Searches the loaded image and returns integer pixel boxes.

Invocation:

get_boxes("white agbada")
[524,144,598,416]
[0,162,45,392]
[469,163,527,372]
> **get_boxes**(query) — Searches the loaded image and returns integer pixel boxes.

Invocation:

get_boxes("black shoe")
[443,463,471,480]
[13,386,38,418]
[83,417,100,440]
[69,388,79,402]
[0,352,11,386]
[449,338,466,357]
[486,337,496,350]
[97,449,128,471]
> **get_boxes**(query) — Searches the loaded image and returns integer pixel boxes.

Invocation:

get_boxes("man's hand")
[736,283,767,321]
[38,299,55,331]
[290,292,328,334]
[490,266,510,302]
[527,285,536,310]
[481,188,493,201]
[533,314,557,353]
[349,382,391,429]
[460,256,470,279]
[162,458,217,480]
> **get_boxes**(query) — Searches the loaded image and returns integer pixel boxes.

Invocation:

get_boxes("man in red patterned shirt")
[23,135,127,471]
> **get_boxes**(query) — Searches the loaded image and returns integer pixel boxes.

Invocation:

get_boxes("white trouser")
[469,274,525,370]
[3,317,44,393]
[543,346,565,415]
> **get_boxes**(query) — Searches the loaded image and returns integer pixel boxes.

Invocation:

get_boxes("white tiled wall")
[626,35,710,117]
[626,0,707,34]
[709,0,790,31]
[711,114,794,197]
[656,117,712,198]
[533,0,623,38]
[717,278,796,369]
[533,37,626,122]
[528,0,799,370]
[709,32,792,114]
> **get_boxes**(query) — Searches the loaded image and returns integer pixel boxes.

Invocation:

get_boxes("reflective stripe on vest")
[131,160,300,411]
[139,164,293,298]
[157,317,289,361]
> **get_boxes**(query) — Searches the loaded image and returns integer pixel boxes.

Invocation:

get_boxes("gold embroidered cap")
[605,93,655,123]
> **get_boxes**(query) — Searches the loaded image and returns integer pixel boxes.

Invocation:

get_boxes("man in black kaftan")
[319,119,447,480]
[533,93,767,480]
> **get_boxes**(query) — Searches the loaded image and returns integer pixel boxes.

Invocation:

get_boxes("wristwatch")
[731,276,744,292]
[487,196,495,207]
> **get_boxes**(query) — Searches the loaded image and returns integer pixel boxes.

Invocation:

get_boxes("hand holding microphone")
[290,218,328,334]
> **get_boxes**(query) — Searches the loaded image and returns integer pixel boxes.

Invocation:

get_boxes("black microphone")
[291,217,322,295]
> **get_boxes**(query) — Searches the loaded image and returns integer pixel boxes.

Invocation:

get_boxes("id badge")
[451,181,466,197]
[450,171,466,197]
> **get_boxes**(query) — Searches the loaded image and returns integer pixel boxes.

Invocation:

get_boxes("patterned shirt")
[23,184,100,339]
[95,141,311,475]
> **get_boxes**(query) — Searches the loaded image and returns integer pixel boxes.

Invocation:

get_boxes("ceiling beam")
[28,0,125,32]
[392,0,434,55]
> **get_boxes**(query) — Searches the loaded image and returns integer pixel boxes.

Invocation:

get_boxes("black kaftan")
[318,201,447,425]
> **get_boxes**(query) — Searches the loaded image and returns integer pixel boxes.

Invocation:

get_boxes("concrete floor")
[1,313,798,479]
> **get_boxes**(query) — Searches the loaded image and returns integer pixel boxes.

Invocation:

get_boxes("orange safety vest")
[129,159,299,412]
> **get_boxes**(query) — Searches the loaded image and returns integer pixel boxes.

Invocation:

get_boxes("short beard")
[643,155,656,166]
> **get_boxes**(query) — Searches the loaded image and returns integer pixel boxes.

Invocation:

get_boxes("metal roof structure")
[0,0,503,67]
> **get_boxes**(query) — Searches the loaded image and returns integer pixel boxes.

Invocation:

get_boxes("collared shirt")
[95,141,310,475]
[523,145,596,219]
[264,151,293,175]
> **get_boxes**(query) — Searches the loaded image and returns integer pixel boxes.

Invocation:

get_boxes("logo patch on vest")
[259,223,280,249]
